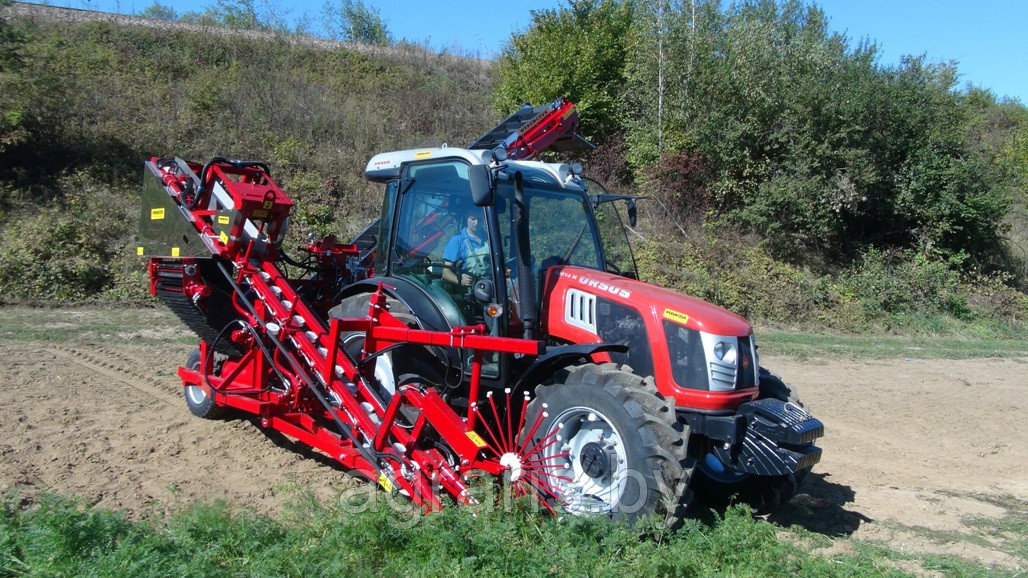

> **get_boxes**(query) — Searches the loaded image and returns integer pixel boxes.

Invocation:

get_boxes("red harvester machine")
[140,99,823,522]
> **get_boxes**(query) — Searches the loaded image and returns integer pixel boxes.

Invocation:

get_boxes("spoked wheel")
[511,364,693,525]
[690,368,812,514]
[183,348,225,419]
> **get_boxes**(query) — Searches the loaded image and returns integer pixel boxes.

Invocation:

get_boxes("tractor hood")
[544,266,753,338]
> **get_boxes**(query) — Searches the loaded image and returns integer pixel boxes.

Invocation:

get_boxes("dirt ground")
[0,315,1024,570]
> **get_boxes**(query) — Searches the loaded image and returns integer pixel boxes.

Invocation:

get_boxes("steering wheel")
[402,260,461,277]
[401,260,482,296]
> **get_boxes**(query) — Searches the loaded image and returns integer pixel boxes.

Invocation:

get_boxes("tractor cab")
[366,149,638,337]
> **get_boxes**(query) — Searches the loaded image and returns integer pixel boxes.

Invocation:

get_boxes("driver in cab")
[442,209,491,288]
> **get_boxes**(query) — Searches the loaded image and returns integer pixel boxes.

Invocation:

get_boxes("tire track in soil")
[52,345,181,406]
[0,340,359,518]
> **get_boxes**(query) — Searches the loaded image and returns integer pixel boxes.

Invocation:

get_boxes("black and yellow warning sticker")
[663,308,690,326]
[466,431,487,448]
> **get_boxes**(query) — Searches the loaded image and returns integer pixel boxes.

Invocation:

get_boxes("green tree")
[139,2,178,21]
[1,0,29,158]
[613,0,1014,270]
[494,0,634,141]
[321,0,391,45]
[179,0,287,32]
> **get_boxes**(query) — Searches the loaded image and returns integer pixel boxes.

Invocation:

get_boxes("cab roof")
[364,147,584,191]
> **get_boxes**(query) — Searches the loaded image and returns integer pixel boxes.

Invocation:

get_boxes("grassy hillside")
[0,4,494,302]
[0,2,1025,337]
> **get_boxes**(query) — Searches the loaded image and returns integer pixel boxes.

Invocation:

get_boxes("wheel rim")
[373,354,396,396]
[544,407,628,515]
[341,333,396,396]
[185,385,208,405]
[699,452,749,483]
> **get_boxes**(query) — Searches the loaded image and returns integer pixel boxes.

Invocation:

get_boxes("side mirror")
[469,164,493,206]
[626,198,638,227]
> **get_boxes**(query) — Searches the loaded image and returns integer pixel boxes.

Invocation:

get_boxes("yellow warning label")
[663,308,690,326]
[377,473,393,493]
[136,246,144,256]
[219,231,229,245]
[171,247,180,257]
[466,431,487,448]
[414,151,432,159]
[217,215,230,225]
[252,209,268,218]
[150,208,165,220]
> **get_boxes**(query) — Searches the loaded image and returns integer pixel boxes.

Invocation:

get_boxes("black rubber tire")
[329,294,446,396]
[522,363,694,525]
[757,366,806,409]
[183,348,225,419]
[690,367,812,515]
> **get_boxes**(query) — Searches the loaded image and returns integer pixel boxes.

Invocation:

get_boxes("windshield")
[386,160,496,332]
[495,179,603,281]
[585,177,639,279]
[389,160,481,268]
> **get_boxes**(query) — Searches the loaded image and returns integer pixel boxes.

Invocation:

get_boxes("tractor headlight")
[702,334,739,392]
[712,340,737,364]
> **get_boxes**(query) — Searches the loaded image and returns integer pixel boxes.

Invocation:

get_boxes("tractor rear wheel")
[522,364,693,525]
[329,294,442,398]
[690,367,811,514]
[183,348,225,419]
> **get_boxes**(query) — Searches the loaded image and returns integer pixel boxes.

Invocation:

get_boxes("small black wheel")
[523,364,693,525]
[690,367,811,514]
[184,348,225,419]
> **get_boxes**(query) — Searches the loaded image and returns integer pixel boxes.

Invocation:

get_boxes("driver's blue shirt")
[443,228,489,275]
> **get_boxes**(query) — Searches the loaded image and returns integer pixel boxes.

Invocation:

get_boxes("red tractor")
[141,100,822,523]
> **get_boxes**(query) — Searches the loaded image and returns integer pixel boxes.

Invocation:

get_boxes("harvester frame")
[141,98,823,521]
[142,156,574,510]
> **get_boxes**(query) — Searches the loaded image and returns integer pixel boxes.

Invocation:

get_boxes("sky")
[37,0,1028,103]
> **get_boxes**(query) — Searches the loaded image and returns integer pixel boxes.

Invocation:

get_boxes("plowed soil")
[1,307,1024,569]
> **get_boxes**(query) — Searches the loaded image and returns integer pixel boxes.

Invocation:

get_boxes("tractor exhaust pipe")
[513,171,536,340]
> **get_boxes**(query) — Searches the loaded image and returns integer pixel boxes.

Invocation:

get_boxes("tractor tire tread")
[529,363,693,526]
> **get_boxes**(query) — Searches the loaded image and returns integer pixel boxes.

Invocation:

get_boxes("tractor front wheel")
[522,364,693,525]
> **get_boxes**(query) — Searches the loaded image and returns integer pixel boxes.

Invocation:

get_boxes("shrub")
[0,211,119,300]
[634,228,1027,333]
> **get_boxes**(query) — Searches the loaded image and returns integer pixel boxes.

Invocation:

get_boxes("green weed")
[0,490,910,577]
